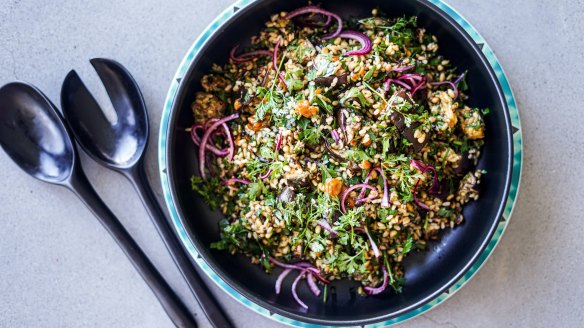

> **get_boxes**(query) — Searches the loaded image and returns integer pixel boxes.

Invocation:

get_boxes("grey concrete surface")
[0,0,582,327]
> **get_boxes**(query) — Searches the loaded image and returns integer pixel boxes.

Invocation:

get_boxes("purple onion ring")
[339,30,372,56]
[286,6,343,40]
[230,43,273,63]
[363,266,388,295]
[198,113,239,179]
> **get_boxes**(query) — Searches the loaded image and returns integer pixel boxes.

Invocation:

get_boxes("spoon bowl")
[0,82,74,184]
[61,58,148,169]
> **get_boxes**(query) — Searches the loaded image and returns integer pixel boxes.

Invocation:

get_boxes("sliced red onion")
[413,179,430,211]
[203,118,218,130]
[354,226,380,258]
[270,257,299,270]
[331,130,340,143]
[190,124,229,156]
[337,109,348,142]
[398,73,424,87]
[292,262,320,276]
[230,43,272,63]
[431,72,465,99]
[411,159,431,172]
[384,78,412,91]
[391,64,415,72]
[223,122,236,161]
[400,78,419,87]
[317,219,338,236]
[270,258,329,284]
[357,167,389,207]
[454,72,466,85]
[385,73,423,92]
[431,80,458,99]
[366,230,382,258]
[411,159,439,194]
[270,258,319,274]
[272,38,280,68]
[341,183,376,213]
[258,169,273,179]
[355,179,377,205]
[198,118,233,159]
[294,262,318,270]
[278,71,287,88]
[273,37,287,87]
[275,268,292,294]
[275,133,283,152]
[411,78,427,95]
[260,66,269,87]
[306,273,321,296]
[398,73,423,81]
[191,123,204,136]
[324,139,347,162]
[339,30,372,56]
[401,78,416,87]
[191,123,215,145]
[294,262,329,284]
[355,172,377,205]
[214,127,227,138]
[372,167,390,208]
[291,273,308,309]
[294,12,332,27]
[357,170,374,202]
[363,266,388,295]
[222,178,251,186]
[355,194,377,205]
[198,113,239,179]
[286,6,343,40]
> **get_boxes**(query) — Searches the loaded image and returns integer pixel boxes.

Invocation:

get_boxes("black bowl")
[160,0,517,325]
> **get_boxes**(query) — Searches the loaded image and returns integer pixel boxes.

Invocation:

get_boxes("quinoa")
[189,7,487,300]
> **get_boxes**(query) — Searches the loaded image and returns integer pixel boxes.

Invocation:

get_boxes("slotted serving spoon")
[61,58,231,328]
[0,81,196,328]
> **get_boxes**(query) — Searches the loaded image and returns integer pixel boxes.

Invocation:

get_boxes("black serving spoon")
[0,81,196,328]
[61,58,232,328]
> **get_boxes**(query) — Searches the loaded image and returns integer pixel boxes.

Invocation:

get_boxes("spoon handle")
[68,168,197,328]
[127,165,233,328]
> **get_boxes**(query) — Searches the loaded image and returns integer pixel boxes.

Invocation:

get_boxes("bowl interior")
[165,0,512,325]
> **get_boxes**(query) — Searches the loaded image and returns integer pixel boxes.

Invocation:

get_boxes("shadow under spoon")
[60,58,232,328]
[0,81,197,328]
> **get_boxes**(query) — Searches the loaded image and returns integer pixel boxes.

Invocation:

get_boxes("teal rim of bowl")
[159,0,523,326]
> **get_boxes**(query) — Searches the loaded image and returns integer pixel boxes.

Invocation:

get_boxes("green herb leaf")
[191,176,224,210]
[402,234,414,254]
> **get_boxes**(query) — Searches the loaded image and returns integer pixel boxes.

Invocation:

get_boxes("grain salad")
[188,5,487,308]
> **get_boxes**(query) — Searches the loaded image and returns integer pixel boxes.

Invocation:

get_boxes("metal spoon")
[0,81,197,328]
[60,58,232,328]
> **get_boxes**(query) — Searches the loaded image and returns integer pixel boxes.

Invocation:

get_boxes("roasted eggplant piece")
[389,111,427,152]
[454,151,474,176]
[387,89,429,152]
[278,187,297,203]
[324,138,347,162]
[314,74,349,88]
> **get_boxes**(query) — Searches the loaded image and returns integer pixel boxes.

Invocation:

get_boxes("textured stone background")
[1,0,582,327]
